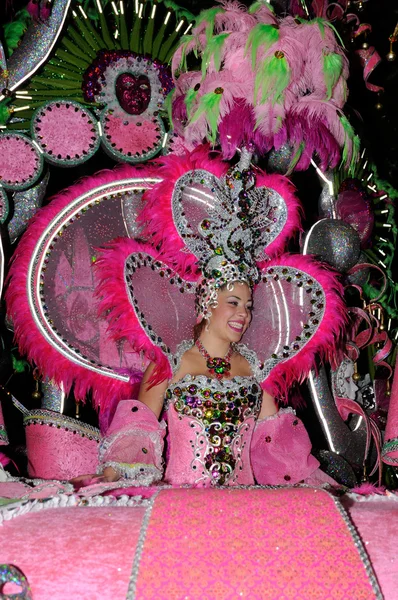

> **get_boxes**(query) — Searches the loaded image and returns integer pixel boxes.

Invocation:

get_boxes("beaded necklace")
[195,339,233,380]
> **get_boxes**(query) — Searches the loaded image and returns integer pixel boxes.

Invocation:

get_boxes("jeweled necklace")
[195,339,233,380]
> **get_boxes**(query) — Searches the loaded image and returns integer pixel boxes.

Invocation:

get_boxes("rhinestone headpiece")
[190,151,275,321]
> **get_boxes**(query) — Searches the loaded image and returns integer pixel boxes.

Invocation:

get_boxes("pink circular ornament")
[0,133,43,191]
[100,109,166,163]
[31,100,100,166]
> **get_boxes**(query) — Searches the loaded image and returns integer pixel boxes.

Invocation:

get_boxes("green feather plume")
[249,1,275,14]
[254,54,290,105]
[339,114,356,167]
[184,87,199,119]
[190,91,223,144]
[245,23,279,69]
[195,7,224,40]
[0,100,11,126]
[3,9,31,57]
[201,33,229,78]
[323,52,343,99]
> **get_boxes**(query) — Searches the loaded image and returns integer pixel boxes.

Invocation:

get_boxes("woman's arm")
[138,362,169,419]
[258,389,278,419]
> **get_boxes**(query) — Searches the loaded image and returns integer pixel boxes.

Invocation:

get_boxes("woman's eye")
[229,301,238,306]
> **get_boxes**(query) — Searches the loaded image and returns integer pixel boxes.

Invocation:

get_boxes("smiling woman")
[87,277,335,489]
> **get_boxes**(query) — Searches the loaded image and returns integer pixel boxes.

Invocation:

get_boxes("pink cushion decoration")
[343,495,398,600]
[1,506,145,600]
[133,487,379,599]
[383,360,398,466]
[32,101,99,164]
[24,411,100,480]
[250,409,320,485]
[0,133,42,190]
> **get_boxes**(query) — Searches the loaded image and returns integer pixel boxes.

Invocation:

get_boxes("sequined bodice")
[164,374,262,486]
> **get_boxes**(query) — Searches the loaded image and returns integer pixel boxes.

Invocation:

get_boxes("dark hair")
[193,319,206,341]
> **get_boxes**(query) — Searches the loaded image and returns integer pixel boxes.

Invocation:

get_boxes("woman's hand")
[70,466,120,488]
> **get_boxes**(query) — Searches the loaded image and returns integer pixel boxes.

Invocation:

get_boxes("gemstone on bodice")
[165,376,261,485]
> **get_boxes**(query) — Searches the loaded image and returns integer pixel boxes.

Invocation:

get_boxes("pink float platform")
[0,484,395,599]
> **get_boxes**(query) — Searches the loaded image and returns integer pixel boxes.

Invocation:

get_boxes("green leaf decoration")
[245,23,279,69]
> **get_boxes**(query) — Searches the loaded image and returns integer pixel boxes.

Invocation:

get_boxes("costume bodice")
[163,374,262,487]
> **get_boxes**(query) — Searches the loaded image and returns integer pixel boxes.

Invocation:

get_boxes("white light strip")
[378,260,387,269]
[15,90,29,94]
[119,0,124,15]
[378,248,386,257]
[138,3,143,18]
[12,105,30,112]
[28,179,161,380]
[164,11,171,25]
[308,371,336,452]
[135,0,139,14]
[270,282,282,355]
[379,209,389,214]
[16,94,33,100]
[361,148,366,159]
[367,172,373,181]
[162,133,168,148]
[310,159,334,198]
[72,9,77,17]
[277,279,290,348]
[378,194,388,201]
[367,185,377,192]
[388,318,392,331]
[151,4,156,18]
[382,223,392,228]
[32,140,44,154]
[175,19,184,32]
[363,159,368,170]
[95,0,103,14]
[78,5,87,18]
[0,125,6,129]
[111,1,118,14]
[115,29,119,38]
[378,237,387,243]
[183,23,193,35]
[60,382,65,414]
[97,121,102,136]
[353,416,363,432]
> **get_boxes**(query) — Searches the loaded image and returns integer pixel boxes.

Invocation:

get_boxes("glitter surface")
[0,187,9,224]
[304,218,361,273]
[267,144,294,174]
[318,182,336,218]
[5,0,71,93]
[308,368,368,469]
[8,172,49,243]
[41,378,65,412]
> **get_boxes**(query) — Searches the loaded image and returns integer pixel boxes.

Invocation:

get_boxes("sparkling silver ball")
[346,253,370,287]
[267,143,294,174]
[304,219,361,273]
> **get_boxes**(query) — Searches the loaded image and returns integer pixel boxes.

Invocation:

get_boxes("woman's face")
[208,282,253,343]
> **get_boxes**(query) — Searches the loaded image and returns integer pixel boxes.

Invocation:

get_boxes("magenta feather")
[5,163,156,411]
